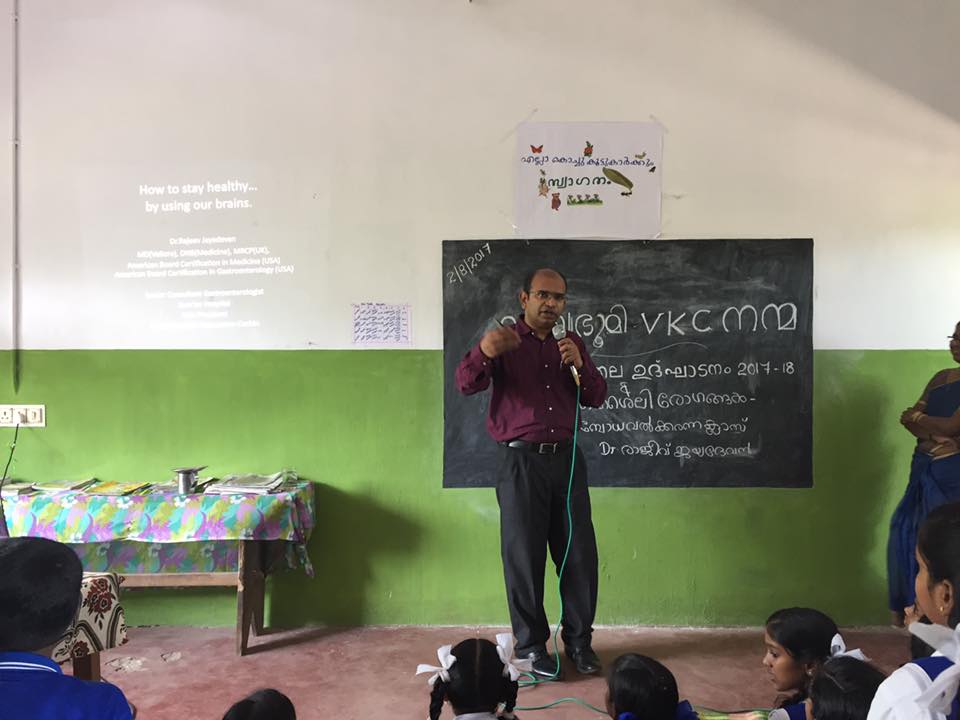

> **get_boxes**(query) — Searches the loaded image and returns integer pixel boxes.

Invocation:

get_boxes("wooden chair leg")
[73,652,101,682]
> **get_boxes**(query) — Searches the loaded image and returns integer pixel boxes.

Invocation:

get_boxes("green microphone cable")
[515,384,609,715]
[511,385,763,718]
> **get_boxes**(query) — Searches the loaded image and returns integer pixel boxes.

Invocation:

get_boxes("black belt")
[501,439,572,454]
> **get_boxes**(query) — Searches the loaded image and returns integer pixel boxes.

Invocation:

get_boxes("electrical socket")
[0,404,46,427]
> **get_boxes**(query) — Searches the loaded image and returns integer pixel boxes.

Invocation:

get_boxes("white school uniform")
[868,655,951,720]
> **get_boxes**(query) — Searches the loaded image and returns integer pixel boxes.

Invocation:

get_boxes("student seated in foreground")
[764,607,868,720]
[223,688,296,720]
[808,656,886,720]
[868,501,960,720]
[0,536,133,720]
[605,653,698,720]
[416,634,530,720]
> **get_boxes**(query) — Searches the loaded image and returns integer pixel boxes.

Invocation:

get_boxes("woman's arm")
[901,418,932,439]
[910,410,960,437]
[900,370,950,438]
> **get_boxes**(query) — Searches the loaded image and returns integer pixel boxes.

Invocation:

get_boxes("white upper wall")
[3,0,958,349]
[0,0,13,350]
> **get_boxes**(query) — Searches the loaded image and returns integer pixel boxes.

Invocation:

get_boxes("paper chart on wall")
[514,122,662,239]
[351,303,412,347]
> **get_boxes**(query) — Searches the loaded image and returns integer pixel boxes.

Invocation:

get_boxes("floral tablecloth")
[2,481,316,576]
[52,573,128,663]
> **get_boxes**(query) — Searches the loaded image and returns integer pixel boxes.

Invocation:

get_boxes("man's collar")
[515,316,533,335]
[0,651,62,674]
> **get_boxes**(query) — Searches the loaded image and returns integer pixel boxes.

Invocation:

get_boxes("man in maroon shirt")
[455,268,608,678]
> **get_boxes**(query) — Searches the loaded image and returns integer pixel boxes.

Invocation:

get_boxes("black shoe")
[565,645,602,675]
[524,648,563,679]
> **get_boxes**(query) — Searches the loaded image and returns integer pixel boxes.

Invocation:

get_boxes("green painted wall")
[0,349,946,627]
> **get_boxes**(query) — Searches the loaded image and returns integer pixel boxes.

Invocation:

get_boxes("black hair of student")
[766,607,839,706]
[223,689,296,720]
[606,653,679,720]
[523,268,568,294]
[809,656,885,720]
[428,638,519,720]
[0,537,83,652]
[917,500,960,628]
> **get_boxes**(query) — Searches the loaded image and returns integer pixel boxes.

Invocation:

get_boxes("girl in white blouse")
[868,501,960,720]
[416,634,530,720]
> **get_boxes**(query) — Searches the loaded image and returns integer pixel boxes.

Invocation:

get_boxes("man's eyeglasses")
[530,290,567,302]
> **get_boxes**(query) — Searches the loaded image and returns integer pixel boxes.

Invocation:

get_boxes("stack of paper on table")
[204,472,286,495]
[1,480,36,497]
[33,478,97,493]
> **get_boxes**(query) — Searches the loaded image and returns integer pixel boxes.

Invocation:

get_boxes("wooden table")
[3,478,316,656]
[121,539,287,655]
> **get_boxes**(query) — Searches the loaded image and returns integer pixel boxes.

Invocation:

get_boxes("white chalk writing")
[447,243,492,285]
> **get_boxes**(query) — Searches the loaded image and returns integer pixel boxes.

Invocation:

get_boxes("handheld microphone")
[551,324,580,387]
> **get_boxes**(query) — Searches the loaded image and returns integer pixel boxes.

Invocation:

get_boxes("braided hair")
[428,638,519,720]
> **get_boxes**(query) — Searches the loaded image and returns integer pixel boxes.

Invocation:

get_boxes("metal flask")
[173,466,207,495]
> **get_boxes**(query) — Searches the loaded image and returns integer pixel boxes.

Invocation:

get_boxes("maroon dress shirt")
[455,317,608,442]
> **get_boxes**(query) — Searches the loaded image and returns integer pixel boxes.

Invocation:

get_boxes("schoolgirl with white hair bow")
[869,501,960,720]
[415,634,532,720]
[764,607,869,720]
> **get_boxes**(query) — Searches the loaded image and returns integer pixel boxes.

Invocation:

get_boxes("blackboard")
[442,239,813,488]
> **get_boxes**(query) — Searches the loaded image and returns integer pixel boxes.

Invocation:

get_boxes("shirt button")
[550,429,555,433]
[546,385,550,389]
[548,407,553,411]
[544,364,548,368]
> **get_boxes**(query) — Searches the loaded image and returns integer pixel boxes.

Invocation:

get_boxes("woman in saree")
[889,321,960,626]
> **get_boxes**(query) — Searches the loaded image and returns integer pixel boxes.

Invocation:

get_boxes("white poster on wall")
[352,303,412,347]
[514,122,662,239]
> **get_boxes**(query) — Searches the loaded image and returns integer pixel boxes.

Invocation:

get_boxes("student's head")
[223,689,296,720]
[808,656,885,720]
[0,537,83,653]
[428,638,518,720]
[915,500,960,628]
[605,653,679,720]
[763,608,839,700]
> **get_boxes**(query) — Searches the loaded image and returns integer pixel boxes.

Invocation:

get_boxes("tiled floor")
[90,625,911,720]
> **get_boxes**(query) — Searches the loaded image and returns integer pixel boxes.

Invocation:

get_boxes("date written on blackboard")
[447,242,492,285]
[598,359,797,380]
